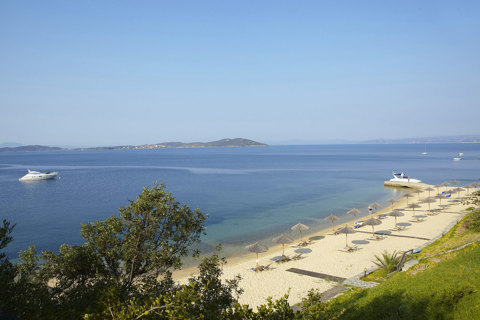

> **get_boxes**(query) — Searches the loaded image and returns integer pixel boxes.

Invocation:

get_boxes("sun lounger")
[275,255,291,263]
[291,253,303,260]
[338,245,358,253]
[409,217,425,223]
[367,234,385,241]
[390,225,406,231]
[250,263,272,272]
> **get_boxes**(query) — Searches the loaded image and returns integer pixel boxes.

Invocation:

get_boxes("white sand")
[175,186,475,308]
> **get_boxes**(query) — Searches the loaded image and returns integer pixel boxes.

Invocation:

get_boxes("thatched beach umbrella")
[435,193,444,204]
[336,225,356,247]
[422,197,436,211]
[442,182,451,192]
[386,198,398,212]
[272,234,293,255]
[407,203,421,217]
[455,187,465,197]
[465,184,473,194]
[347,208,361,221]
[451,179,460,186]
[245,242,268,266]
[403,193,413,205]
[324,214,340,233]
[362,217,382,234]
[413,189,424,200]
[291,223,309,242]
[388,210,405,227]
[368,202,382,214]
[434,184,442,195]
[424,187,435,198]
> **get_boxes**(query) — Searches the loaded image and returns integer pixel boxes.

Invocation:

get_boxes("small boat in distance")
[453,157,462,161]
[19,169,59,181]
[390,172,421,183]
[421,144,427,155]
[458,152,464,156]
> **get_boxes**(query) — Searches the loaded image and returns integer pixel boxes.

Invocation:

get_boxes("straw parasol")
[403,193,413,205]
[455,187,465,197]
[435,193,444,204]
[388,210,404,227]
[291,223,309,242]
[362,217,382,234]
[442,182,451,192]
[421,197,436,211]
[368,202,382,214]
[413,189,424,200]
[451,179,460,186]
[434,184,442,195]
[336,225,356,247]
[424,187,435,198]
[272,234,293,255]
[386,198,398,211]
[407,203,421,217]
[347,208,361,221]
[324,214,340,233]
[245,242,268,267]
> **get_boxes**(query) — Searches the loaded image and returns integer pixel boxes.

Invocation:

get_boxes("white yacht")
[390,172,422,183]
[19,169,59,181]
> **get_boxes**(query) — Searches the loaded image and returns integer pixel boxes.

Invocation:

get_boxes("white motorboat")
[458,153,464,156]
[389,172,421,183]
[19,169,59,181]
[453,157,462,161]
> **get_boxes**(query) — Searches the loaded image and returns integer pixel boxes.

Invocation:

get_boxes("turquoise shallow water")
[1,144,479,260]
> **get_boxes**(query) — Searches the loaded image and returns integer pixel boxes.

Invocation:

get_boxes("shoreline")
[174,184,476,308]
[174,195,408,279]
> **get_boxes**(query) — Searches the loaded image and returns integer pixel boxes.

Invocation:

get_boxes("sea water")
[1,144,479,260]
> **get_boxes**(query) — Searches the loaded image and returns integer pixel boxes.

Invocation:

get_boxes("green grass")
[324,211,480,320]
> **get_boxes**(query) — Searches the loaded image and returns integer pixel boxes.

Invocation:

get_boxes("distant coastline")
[0,138,267,153]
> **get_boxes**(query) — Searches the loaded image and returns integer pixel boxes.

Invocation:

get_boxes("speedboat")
[19,169,59,181]
[453,157,462,161]
[390,172,421,183]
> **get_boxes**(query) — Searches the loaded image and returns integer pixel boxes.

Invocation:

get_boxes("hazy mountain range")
[1,135,479,153]
[0,138,267,152]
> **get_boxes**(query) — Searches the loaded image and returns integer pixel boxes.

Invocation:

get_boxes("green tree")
[0,220,16,317]
[8,182,207,318]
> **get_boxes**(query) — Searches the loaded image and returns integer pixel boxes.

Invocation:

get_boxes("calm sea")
[1,144,479,260]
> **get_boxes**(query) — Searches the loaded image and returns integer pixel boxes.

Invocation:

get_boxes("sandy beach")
[175,185,475,308]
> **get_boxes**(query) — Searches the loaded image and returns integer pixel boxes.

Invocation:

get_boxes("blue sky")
[1,1,479,146]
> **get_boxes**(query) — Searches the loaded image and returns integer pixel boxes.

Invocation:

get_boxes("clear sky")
[1,1,479,146]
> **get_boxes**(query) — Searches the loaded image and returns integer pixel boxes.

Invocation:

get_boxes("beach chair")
[338,245,358,253]
[291,253,303,260]
[263,263,272,271]
[275,255,291,263]
[368,234,385,241]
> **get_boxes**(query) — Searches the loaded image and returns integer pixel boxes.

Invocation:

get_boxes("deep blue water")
[1,144,479,260]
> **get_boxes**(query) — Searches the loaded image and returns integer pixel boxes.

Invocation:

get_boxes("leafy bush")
[372,250,401,273]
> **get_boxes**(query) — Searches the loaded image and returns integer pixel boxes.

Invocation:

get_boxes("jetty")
[383,180,429,189]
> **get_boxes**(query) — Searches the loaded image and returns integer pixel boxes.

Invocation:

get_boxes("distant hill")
[0,145,62,152]
[360,135,480,144]
[158,138,267,148]
[0,139,267,152]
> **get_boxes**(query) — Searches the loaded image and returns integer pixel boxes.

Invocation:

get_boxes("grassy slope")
[325,211,480,320]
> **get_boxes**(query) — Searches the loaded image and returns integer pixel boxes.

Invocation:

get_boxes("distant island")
[0,138,267,152]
